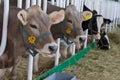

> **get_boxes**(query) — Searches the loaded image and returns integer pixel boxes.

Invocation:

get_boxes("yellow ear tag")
[65,28,71,34]
[84,15,90,20]
[28,36,36,44]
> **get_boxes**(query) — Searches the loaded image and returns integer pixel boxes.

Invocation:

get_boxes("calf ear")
[17,10,28,25]
[49,10,65,24]
[82,11,92,21]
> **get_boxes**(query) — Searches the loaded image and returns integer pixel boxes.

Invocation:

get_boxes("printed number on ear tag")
[84,13,91,20]
[65,28,71,34]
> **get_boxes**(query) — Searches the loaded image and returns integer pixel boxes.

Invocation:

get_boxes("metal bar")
[37,0,41,7]
[66,0,69,6]
[27,54,33,80]
[31,0,36,5]
[71,43,76,56]
[56,0,60,6]
[84,29,88,48]
[17,0,22,8]
[0,0,9,56]
[25,0,30,9]
[27,0,35,80]
[36,42,96,80]
[43,0,47,13]
[55,38,60,66]
[51,0,55,5]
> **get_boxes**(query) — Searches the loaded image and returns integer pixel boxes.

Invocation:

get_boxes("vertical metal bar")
[84,29,88,48]
[27,54,33,80]
[51,0,55,5]
[66,0,69,6]
[27,0,36,80]
[80,0,84,12]
[31,0,36,5]
[25,0,30,9]
[37,0,41,7]
[63,0,66,8]
[17,0,22,8]
[43,0,47,13]
[77,0,81,12]
[55,38,60,66]
[0,0,9,56]
[56,0,60,6]
[71,0,75,5]
[71,43,76,56]
[59,0,63,7]
[74,0,78,11]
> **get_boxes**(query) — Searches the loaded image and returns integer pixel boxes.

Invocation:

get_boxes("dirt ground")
[3,26,120,80]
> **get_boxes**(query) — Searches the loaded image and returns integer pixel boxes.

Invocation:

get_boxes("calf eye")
[67,20,72,23]
[30,24,37,29]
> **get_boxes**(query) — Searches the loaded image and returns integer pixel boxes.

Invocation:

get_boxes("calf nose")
[49,46,58,53]
[95,39,99,42]
[79,37,86,42]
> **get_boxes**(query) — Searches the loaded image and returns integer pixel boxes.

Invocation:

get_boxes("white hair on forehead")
[66,8,80,18]
[27,5,44,15]
[97,16,103,33]
[66,5,78,14]
[66,5,77,10]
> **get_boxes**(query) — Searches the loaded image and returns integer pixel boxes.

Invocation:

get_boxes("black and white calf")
[74,5,104,51]
[101,18,112,31]
[82,5,104,40]
[97,30,110,50]
[73,5,104,52]
[97,18,111,50]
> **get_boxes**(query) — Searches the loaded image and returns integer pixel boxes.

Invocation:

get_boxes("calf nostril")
[49,46,58,52]
[79,37,82,41]
[95,39,100,42]
[79,37,86,42]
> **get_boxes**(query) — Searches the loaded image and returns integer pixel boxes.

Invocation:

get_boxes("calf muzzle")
[49,45,58,53]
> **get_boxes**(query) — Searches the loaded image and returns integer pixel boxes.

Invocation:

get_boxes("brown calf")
[0,4,65,80]
[33,3,93,73]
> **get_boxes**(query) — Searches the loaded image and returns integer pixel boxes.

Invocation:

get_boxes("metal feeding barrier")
[1,0,120,80]
[35,42,96,80]
[35,0,120,80]
[17,0,48,80]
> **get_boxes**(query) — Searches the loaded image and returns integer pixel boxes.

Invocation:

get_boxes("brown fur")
[47,4,83,39]
[33,4,85,73]
[5,1,85,74]
[2,1,83,39]
[0,5,55,79]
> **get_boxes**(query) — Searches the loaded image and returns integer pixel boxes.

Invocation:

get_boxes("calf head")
[82,7,103,40]
[103,18,112,24]
[17,5,65,57]
[82,13,103,40]
[63,5,92,40]
[91,10,103,40]
[101,18,112,30]
[97,31,110,50]
[88,10,103,40]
